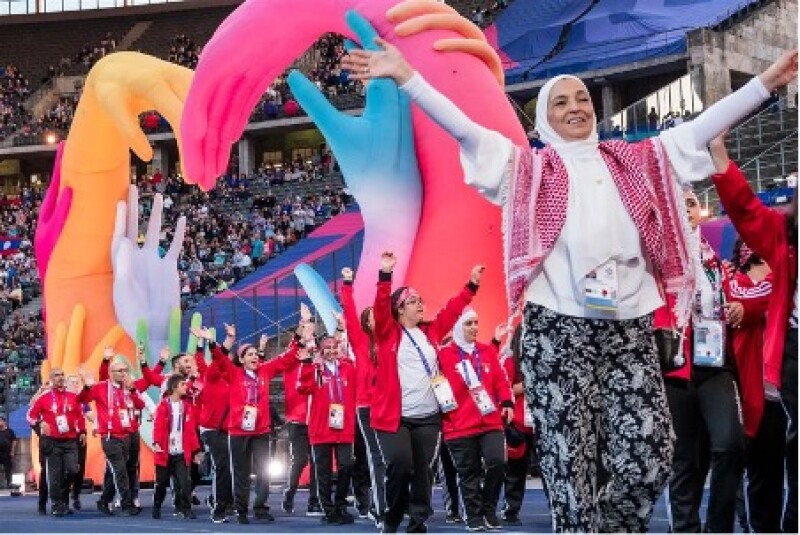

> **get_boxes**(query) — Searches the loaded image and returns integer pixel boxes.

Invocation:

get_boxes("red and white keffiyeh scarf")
[503,138,696,326]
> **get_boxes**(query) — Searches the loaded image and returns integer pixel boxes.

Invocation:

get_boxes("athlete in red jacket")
[77,359,145,516]
[372,251,482,533]
[27,368,86,516]
[709,135,798,533]
[298,327,358,525]
[151,374,201,520]
[194,321,309,524]
[340,267,382,523]
[437,309,513,531]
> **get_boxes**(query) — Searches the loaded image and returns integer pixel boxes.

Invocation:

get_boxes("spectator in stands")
[0,415,16,489]
[648,107,658,131]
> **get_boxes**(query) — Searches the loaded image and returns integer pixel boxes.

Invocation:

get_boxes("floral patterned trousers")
[520,303,675,532]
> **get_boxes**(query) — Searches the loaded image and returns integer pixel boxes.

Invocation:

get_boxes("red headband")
[395,287,419,309]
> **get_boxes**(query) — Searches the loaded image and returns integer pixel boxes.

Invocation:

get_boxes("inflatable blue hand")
[287,10,422,307]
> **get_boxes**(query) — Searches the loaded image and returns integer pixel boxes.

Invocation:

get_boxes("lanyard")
[244,371,259,405]
[170,401,183,433]
[458,348,482,386]
[402,327,435,378]
[107,381,130,432]
[50,390,67,414]
[324,362,343,403]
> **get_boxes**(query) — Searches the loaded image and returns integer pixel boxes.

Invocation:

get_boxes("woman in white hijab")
[343,31,797,531]
[436,308,513,531]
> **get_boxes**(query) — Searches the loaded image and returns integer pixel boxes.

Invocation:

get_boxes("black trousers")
[0,455,11,488]
[284,423,319,506]
[744,399,787,532]
[503,433,534,517]
[70,440,87,500]
[103,430,140,503]
[312,442,354,516]
[357,407,387,517]
[376,413,442,532]
[43,438,79,508]
[439,441,461,517]
[38,448,48,508]
[782,328,798,533]
[154,454,191,513]
[352,419,371,512]
[100,435,133,508]
[229,433,270,515]
[201,429,233,516]
[666,371,745,533]
[446,430,506,525]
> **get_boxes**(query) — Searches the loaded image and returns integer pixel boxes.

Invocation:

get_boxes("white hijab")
[452,308,478,354]
[534,74,598,147]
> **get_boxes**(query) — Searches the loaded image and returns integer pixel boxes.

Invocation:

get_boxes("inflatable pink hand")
[183,0,527,335]
[34,141,73,285]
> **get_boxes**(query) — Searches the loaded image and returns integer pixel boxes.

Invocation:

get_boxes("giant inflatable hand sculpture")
[39,52,192,484]
[112,185,186,354]
[45,52,192,364]
[183,0,527,334]
[287,11,421,300]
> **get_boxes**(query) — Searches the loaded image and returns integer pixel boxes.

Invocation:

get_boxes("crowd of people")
[470,0,511,28]
[167,34,201,70]
[0,65,31,142]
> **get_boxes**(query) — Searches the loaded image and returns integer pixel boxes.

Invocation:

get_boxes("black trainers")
[192,494,201,506]
[447,513,463,523]
[96,500,113,516]
[502,513,521,525]
[52,504,67,517]
[152,507,161,519]
[307,502,324,516]
[466,519,487,532]
[178,509,196,519]
[254,509,274,521]
[211,511,228,524]
[237,514,250,524]
[281,491,294,514]
[72,499,82,511]
[484,514,502,530]
[321,512,341,524]
[125,505,141,516]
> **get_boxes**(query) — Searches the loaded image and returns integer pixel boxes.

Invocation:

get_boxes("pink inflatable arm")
[34,141,73,285]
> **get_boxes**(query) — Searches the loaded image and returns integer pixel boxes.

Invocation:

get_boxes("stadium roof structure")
[487,0,765,85]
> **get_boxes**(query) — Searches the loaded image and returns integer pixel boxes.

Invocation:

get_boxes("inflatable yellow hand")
[46,53,192,363]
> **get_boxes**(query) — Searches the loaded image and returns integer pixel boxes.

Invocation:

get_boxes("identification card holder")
[55,414,70,434]
[523,401,534,429]
[329,403,344,429]
[470,385,496,416]
[431,375,458,413]
[119,409,131,428]
[584,261,619,311]
[169,436,181,455]
[241,405,258,432]
[693,319,726,367]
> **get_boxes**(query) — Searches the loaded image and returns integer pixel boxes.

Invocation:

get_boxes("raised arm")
[340,268,369,355]
[427,265,482,345]
[374,252,397,342]
[343,37,514,204]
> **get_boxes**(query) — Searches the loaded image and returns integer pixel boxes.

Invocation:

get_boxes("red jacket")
[655,238,738,381]
[341,281,376,408]
[713,161,797,388]
[196,346,231,430]
[730,272,774,438]
[153,397,201,467]
[77,381,145,438]
[370,271,476,432]
[297,358,357,445]
[283,365,310,424]
[501,354,534,435]
[27,388,86,440]
[211,338,301,436]
[438,341,513,441]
